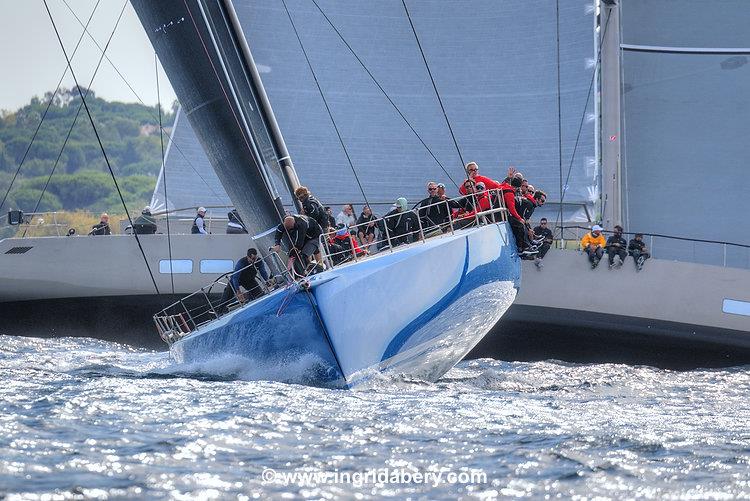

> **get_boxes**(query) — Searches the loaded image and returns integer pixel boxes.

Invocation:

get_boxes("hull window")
[200,259,234,274]
[159,259,193,274]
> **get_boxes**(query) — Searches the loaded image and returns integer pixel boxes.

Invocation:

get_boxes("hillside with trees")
[0,87,175,217]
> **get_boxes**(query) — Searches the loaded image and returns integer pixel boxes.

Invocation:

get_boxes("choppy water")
[1,335,748,499]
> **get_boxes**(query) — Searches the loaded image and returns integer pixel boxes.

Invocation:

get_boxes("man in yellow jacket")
[581,225,606,268]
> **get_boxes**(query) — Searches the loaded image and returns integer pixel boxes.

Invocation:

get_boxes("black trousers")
[537,242,551,259]
[629,249,650,263]
[607,246,628,265]
[509,218,530,249]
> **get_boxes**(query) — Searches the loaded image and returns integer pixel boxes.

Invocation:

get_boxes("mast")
[130,0,301,236]
[220,0,301,211]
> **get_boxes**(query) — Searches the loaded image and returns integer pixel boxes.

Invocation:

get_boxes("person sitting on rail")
[356,205,378,248]
[458,162,502,196]
[379,197,418,248]
[272,214,323,275]
[336,203,357,231]
[133,206,157,235]
[89,213,111,236]
[415,181,457,233]
[581,224,606,268]
[226,209,248,234]
[295,186,330,231]
[217,248,267,314]
[324,206,336,230]
[532,217,554,269]
[606,225,628,269]
[500,175,536,256]
[191,207,209,234]
[450,179,478,228]
[328,224,366,265]
[628,233,651,271]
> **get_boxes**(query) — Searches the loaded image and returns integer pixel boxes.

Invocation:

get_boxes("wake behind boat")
[155,196,520,388]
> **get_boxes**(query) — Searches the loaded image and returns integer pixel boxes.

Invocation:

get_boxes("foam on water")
[1,335,748,499]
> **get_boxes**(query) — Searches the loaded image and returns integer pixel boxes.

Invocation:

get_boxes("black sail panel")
[130,0,283,235]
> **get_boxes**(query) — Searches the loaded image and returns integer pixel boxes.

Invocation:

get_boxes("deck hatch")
[4,246,33,255]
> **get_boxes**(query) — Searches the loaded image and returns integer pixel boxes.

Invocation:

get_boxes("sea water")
[1,335,748,499]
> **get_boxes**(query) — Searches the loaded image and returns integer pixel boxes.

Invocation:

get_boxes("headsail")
[131,0,297,235]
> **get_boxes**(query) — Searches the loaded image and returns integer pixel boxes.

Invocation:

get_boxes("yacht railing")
[556,225,750,269]
[319,188,508,270]
[3,206,239,237]
[153,251,294,345]
[152,189,509,343]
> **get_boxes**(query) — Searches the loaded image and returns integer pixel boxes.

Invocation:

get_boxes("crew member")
[89,213,111,236]
[272,214,323,274]
[192,207,208,234]
[606,225,628,268]
[581,225,606,268]
[133,206,157,235]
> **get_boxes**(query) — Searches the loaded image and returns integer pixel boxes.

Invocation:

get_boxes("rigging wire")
[156,52,175,294]
[280,0,370,208]
[400,0,467,179]
[42,0,160,295]
[556,7,612,228]
[307,0,459,189]
[24,0,127,236]
[0,0,102,213]
[555,0,564,230]
[58,0,228,208]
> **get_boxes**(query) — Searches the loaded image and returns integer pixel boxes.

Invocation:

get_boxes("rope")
[0,0,102,213]
[42,0,160,295]
[24,0,127,237]
[557,8,613,227]
[307,0,459,189]
[156,52,175,294]
[58,0,228,207]
[400,0,467,180]
[281,0,370,208]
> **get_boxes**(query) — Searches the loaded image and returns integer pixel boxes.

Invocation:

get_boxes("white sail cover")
[152,0,597,222]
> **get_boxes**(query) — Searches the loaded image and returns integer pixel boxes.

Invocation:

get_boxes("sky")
[0,0,177,111]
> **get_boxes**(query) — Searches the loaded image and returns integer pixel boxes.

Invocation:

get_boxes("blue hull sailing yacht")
[132,0,520,387]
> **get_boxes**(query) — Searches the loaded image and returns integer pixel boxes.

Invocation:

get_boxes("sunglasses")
[428,187,437,191]
[468,168,478,172]
[540,222,547,225]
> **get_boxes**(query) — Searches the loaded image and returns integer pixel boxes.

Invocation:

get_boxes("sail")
[130,0,290,235]
[620,0,750,265]
[153,0,596,221]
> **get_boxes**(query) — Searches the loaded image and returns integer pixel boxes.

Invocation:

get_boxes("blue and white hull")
[171,222,520,388]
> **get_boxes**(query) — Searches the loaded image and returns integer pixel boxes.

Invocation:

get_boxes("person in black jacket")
[532,217,553,268]
[133,207,157,235]
[628,233,651,271]
[414,181,456,233]
[324,206,336,231]
[89,213,111,236]
[606,225,628,268]
[217,248,268,313]
[272,214,323,274]
[295,186,329,231]
[356,205,378,248]
[379,197,418,248]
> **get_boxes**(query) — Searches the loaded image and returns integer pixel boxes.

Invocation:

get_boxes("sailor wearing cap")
[192,206,209,235]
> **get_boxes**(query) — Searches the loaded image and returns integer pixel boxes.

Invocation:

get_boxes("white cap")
[197,206,206,213]
[143,206,151,213]
[592,225,603,232]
